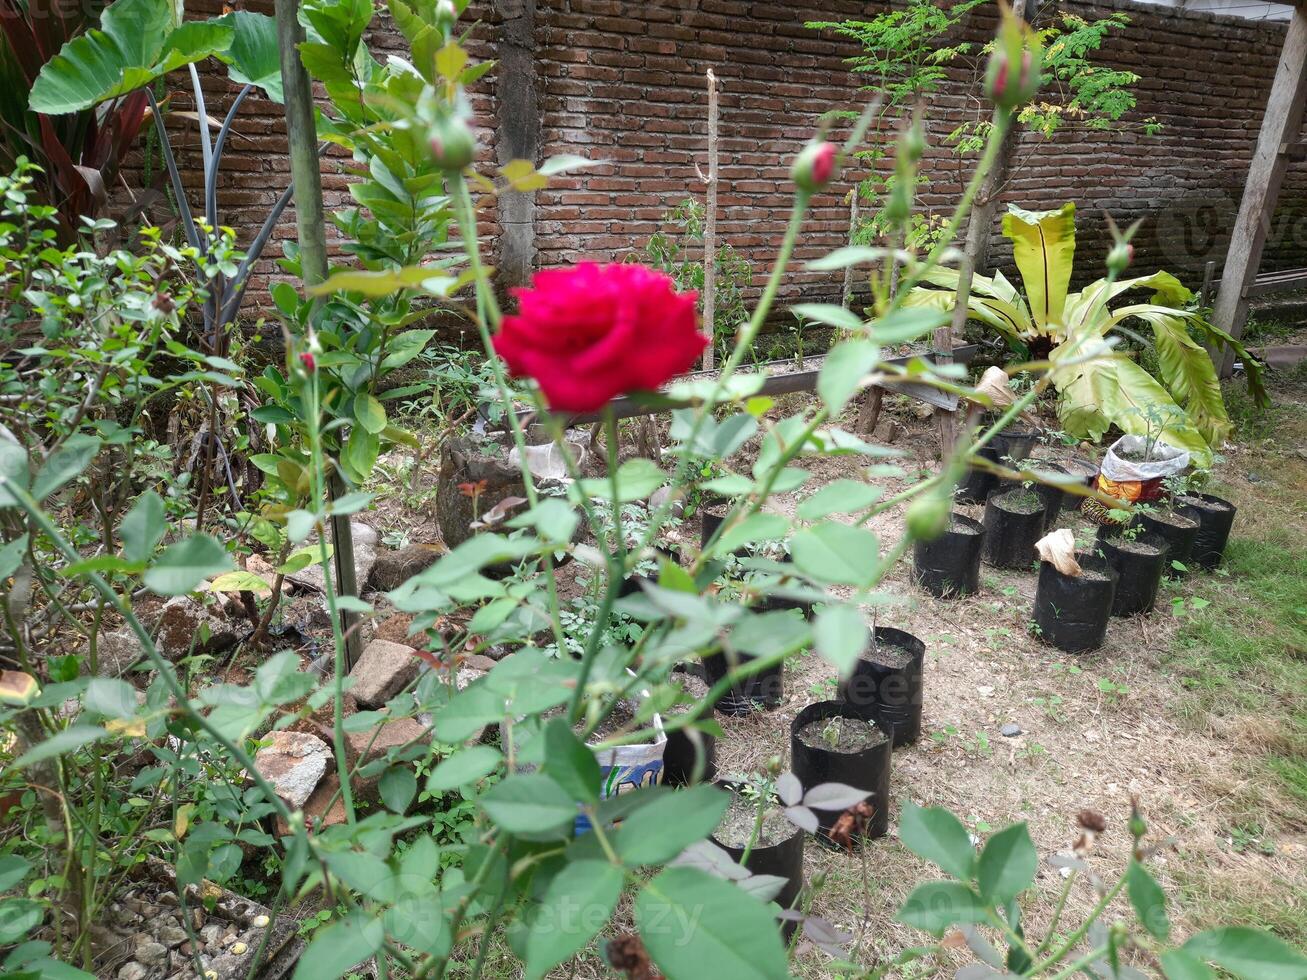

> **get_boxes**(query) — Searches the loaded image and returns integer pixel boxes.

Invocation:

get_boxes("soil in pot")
[662,672,716,786]
[1099,533,1169,617]
[838,626,924,746]
[1133,506,1200,578]
[913,512,985,598]
[790,701,893,842]
[1032,555,1117,653]
[1177,493,1237,570]
[714,794,796,850]
[982,489,1047,569]
[711,788,806,928]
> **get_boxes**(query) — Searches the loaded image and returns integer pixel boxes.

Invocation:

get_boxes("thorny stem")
[1030,873,1129,974]
[1036,870,1079,957]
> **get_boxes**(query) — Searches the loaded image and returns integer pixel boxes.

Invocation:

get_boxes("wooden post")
[843,189,859,308]
[275,0,361,669]
[1209,5,1307,377]
[495,0,540,288]
[701,69,719,371]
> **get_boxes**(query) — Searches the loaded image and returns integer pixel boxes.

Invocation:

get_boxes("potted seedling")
[1095,522,1170,617]
[1125,501,1201,579]
[790,702,893,843]
[982,484,1047,569]
[1167,473,1237,570]
[837,625,925,746]
[913,510,986,598]
[1032,533,1118,652]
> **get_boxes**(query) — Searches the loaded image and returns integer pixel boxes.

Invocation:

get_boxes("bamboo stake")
[701,69,719,371]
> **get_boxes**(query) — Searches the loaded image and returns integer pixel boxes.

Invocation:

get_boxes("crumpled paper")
[1035,528,1081,577]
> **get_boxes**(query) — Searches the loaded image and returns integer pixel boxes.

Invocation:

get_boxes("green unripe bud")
[428,114,477,172]
[985,7,1042,111]
[1106,242,1133,277]
[902,117,926,165]
[906,489,950,541]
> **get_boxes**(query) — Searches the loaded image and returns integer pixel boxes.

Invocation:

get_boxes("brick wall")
[177,0,1307,315]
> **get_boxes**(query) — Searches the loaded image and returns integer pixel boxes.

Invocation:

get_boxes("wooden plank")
[1243,268,1307,298]
[1210,5,1307,377]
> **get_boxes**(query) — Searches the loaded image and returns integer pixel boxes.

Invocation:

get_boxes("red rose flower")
[492,263,706,413]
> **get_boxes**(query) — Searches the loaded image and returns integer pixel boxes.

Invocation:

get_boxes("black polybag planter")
[790,701,893,842]
[955,444,1001,505]
[913,513,986,598]
[837,626,925,746]
[1133,506,1200,579]
[662,724,716,787]
[1180,493,1237,570]
[982,490,1047,569]
[1032,555,1118,653]
[712,784,805,934]
[1098,533,1169,617]
[701,648,783,715]
[1032,463,1071,530]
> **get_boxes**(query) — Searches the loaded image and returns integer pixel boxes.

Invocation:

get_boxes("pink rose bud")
[428,114,477,172]
[299,351,316,373]
[791,140,838,194]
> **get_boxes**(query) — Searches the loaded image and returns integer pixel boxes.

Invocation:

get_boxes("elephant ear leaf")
[29,0,236,114]
[1124,308,1231,449]
[218,11,284,103]
[1002,202,1077,332]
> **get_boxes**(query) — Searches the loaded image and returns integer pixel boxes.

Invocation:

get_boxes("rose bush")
[492,261,707,412]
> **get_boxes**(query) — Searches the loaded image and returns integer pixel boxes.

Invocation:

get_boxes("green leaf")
[507,498,579,545]
[379,766,417,814]
[0,856,32,892]
[481,773,577,837]
[1126,860,1170,940]
[1003,202,1076,328]
[790,522,880,588]
[355,393,387,435]
[636,867,789,980]
[896,881,988,935]
[792,303,864,331]
[143,535,233,595]
[542,718,601,804]
[614,785,729,866]
[1160,949,1217,980]
[1183,926,1307,980]
[13,726,108,768]
[343,426,380,482]
[976,822,1037,905]
[868,307,948,345]
[812,604,868,679]
[33,434,101,501]
[898,802,976,881]
[291,911,384,980]
[576,459,666,503]
[120,491,165,564]
[0,898,43,945]
[817,339,879,415]
[795,479,882,521]
[426,745,502,792]
[0,534,27,579]
[716,513,789,554]
[221,11,283,101]
[523,861,623,979]
[84,678,138,719]
[0,440,29,509]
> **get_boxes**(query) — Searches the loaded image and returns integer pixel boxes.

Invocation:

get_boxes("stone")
[345,716,431,767]
[151,595,239,660]
[872,419,902,443]
[276,772,349,835]
[117,964,149,980]
[1000,723,1023,737]
[199,923,224,946]
[287,522,379,594]
[251,731,332,809]
[92,629,146,677]
[368,543,444,593]
[461,654,498,672]
[156,923,189,947]
[135,942,169,968]
[347,639,419,708]
[649,485,684,519]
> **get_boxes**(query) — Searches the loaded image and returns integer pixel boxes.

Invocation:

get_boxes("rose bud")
[791,140,838,194]
[985,7,1042,110]
[299,351,316,373]
[428,114,477,172]
[435,0,457,29]
[1106,242,1134,276]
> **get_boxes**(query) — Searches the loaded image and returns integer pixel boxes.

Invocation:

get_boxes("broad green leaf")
[542,718,601,804]
[434,40,468,80]
[523,861,623,979]
[0,440,29,508]
[0,856,32,892]
[812,605,868,679]
[379,766,417,814]
[0,898,43,944]
[896,881,988,935]
[207,570,273,595]
[481,773,576,837]
[143,535,232,595]
[790,522,880,588]
[538,154,603,176]
[426,745,502,792]
[792,303,864,331]
[818,339,879,415]
[33,434,101,501]
[0,534,27,579]
[1002,202,1076,328]
[120,491,165,564]
[576,459,666,503]
[325,850,395,903]
[84,678,138,719]
[313,266,454,298]
[716,513,789,554]
[614,785,729,866]
[635,867,789,980]
[1183,926,1307,980]
[868,307,949,345]
[291,911,384,980]
[343,426,380,481]
[729,609,811,660]
[976,822,1037,905]
[1126,860,1170,940]
[507,498,579,545]
[796,479,882,521]
[1160,949,1217,980]
[898,802,976,881]
[355,393,387,435]
[13,726,108,768]
[222,11,283,101]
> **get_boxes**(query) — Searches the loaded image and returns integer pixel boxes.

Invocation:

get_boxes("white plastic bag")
[1100,435,1189,483]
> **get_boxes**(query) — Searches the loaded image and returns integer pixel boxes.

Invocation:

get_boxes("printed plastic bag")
[1089,435,1189,518]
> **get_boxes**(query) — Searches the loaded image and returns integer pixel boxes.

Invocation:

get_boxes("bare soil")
[715,794,796,849]
[795,715,888,754]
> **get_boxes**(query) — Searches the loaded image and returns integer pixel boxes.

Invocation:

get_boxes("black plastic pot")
[1032,555,1118,653]
[790,701,893,843]
[955,443,1001,505]
[837,626,924,746]
[1132,506,1200,579]
[712,785,805,931]
[662,724,715,787]
[1098,533,1169,617]
[1031,463,1071,531]
[982,489,1047,569]
[1179,493,1237,570]
[913,512,986,598]
[701,648,783,715]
